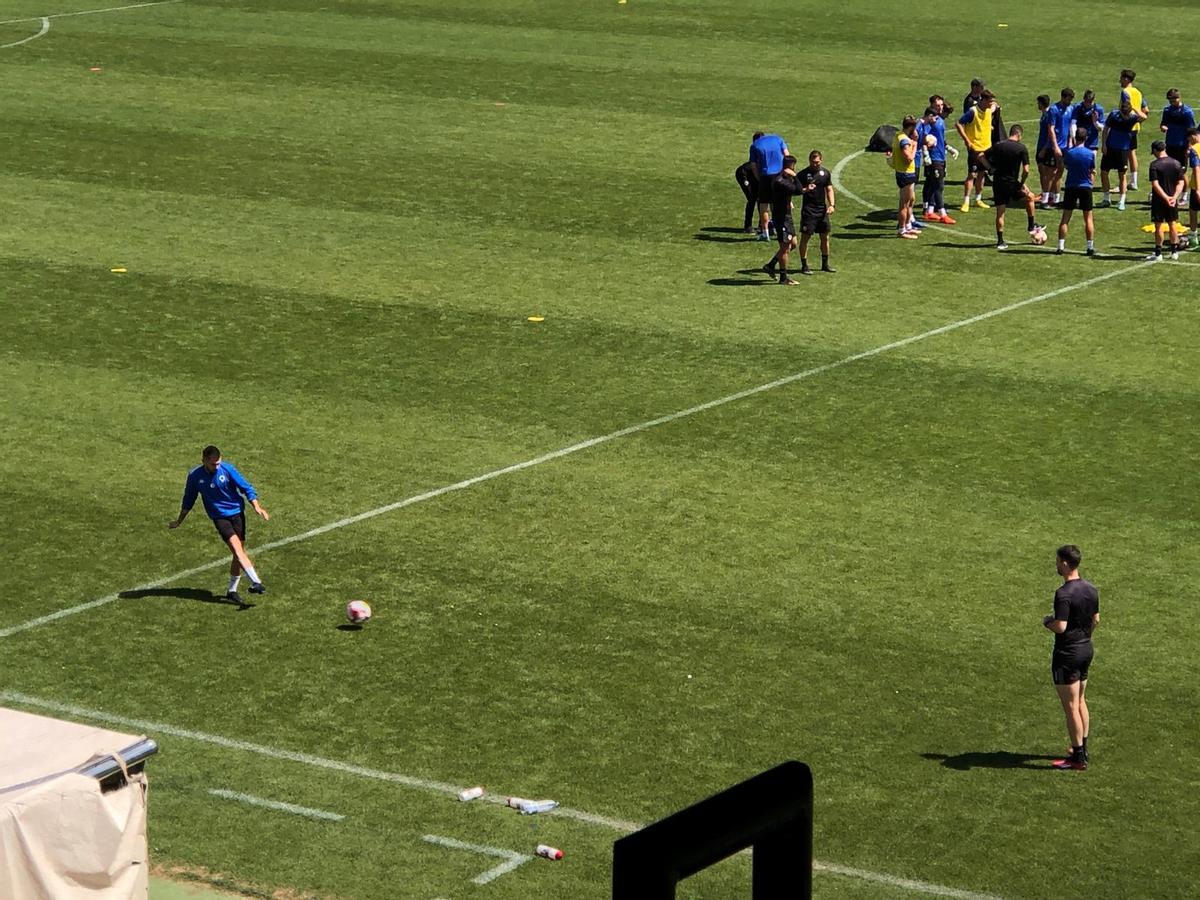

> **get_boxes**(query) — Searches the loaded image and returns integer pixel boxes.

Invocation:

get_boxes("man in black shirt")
[761,155,803,285]
[796,150,836,275]
[735,133,763,233]
[1042,544,1100,770]
[984,124,1042,249]
[1147,140,1186,261]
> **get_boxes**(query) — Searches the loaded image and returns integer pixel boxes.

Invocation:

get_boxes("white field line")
[0,691,1000,899]
[208,788,344,822]
[0,15,47,47]
[0,0,182,26]
[0,247,1152,641]
[422,834,532,885]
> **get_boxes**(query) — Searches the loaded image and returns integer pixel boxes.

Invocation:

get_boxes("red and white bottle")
[536,844,563,860]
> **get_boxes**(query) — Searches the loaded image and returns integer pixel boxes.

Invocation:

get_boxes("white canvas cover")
[0,707,149,900]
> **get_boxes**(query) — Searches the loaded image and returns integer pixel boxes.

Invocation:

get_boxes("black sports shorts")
[1152,199,1180,223]
[967,149,991,174]
[1036,147,1061,169]
[1062,186,1093,211]
[800,209,830,234]
[1100,149,1127,172]
[992,178,1026,207]
[775,215,797,244]
[757,175,776,203]
[735,165,757,200]
[1052,644,1093,685]
[1129,133,1139,151]
[1166,145,1188,166]
[213,512,247,544]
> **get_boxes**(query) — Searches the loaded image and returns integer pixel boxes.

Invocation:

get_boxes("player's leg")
[1169,217,1181,258]
[1098,158,1112,207]
[960,156,974,211]
[226,531,265,592]
[1078,678,1089,754]
[1057,207,1073,253]
[778,233,798,285]
[798,230,813,275]
[1054,680,1085,760]
[994,202,1007,248]
[1083,209,1095,255]
[1117,166,1128,210]
[1024,187,1041,234]
[818,224,833,272]
[1128,140,1138,189]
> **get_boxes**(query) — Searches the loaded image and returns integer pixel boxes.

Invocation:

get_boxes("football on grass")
[1031,227,1048,245]
[346,600,372,624]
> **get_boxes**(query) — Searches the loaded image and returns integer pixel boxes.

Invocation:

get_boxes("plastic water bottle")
[458,787,484,802]
[506,797,530,809]
[519,799,558,815]
[536,844,563,860]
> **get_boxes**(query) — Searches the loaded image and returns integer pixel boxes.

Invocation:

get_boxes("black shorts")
[213,513,246,544]
[894,171,918,188]
[1062,186,1093,211]
[992,178,1026,207]
[1192,188,1200,208]
[924,161,945,183]
[1152,199,1179,223]
[1036,147,1061,169]
[967,149,990,174]
[1129,133,1139,151]
[775,216,796,243]
[800,208,830,234]
[1101,149,1128,172]
[1052,644,1093,685]
[757,175,775,204]
[1167,145,1188,166]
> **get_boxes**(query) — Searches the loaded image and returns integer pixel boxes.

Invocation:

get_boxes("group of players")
[736,133,837,285]
[886,71,1200,258]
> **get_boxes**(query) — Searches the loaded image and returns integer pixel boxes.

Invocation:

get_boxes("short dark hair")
[901,115,918,130]
[1120,68,1136,82]
[752,131,764,141]
[202,445,221,460]
[1037,94,1051,109]
[980,89,995,103]
[782,154,797,169]
[808,149,822,161]
[1009,124,1023,137]
[1188,127,1200,140]
[1167,88,1181,101]
[1057,545,1082,570]
[923,106,938,118]
[1151,139,1166,154]
[1061,87,1075,100]
[971,78,984,88]
[1075,126,1089,144]
[1083,89,1095,103]
[929,93,944,105]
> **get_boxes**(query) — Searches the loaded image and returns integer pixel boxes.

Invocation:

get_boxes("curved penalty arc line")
[0,16,49,49]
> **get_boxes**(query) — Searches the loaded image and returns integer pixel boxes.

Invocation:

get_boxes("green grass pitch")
[2,0,1199,897]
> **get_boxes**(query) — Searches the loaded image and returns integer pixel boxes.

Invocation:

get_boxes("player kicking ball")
[169,445,269,607]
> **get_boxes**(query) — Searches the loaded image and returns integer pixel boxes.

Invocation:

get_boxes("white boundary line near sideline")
[0,0,183,26]
[0,256,1152,641]
[0,15,48,47]
[421,835,532,885]
[0,690,1001,900]
[207,788,345,822]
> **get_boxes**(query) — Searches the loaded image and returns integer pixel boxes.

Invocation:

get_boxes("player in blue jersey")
[750,131,789,241]
[1034,95,1056,207]
[1159,89,1196,172]
[170,445,270,606]
[1099,98,1147,210]
[1071,90,1105,170]
[1045,88,1076,207]
[1056,129,1097,257]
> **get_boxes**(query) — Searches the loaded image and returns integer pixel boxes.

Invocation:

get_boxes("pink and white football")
[346,600,372,624]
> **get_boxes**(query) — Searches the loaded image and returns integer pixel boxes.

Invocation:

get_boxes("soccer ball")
[346,600,372,624]
[924,133,938,148]
[1030,227,1048,245]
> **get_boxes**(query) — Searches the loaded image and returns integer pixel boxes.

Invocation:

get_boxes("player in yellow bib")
[1119,69,1150,190]
[891,116,920,238]
[955,90,996,211]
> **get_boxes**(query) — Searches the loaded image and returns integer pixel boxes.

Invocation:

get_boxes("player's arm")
[954,111,971,148]
[1091,613,1100,630]
[901,137,916,163]
[1161,108,1170,134]
[825,182,835,212]
[1048,123,1062,157]
[226,463,270,521]
[1133,106,1148,123]
[169,474,198,529]
[1100,123,1110,154]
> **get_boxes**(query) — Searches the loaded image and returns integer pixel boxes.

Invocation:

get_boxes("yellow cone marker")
[110,267,127,273]
[1140,224,1156,233]
[997,23,1008,27]
[527,316,545,323]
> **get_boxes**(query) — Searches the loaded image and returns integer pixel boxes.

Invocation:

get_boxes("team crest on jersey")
[819,169,826,176]
[218,475,226,483]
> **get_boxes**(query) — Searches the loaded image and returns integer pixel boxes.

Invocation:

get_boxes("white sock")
[242,564,261,585]
[1040,193,1049,204]
[1058,239,1066,251]
[228,575,241,593]
[1130,176,1138,189]
[1086,239,1094,250]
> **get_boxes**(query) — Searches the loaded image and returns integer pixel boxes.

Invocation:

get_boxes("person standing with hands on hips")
[1043,544,1099,771]
[169,445,270,607]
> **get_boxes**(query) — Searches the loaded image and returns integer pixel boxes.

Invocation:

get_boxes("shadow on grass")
[699,226,751,234]
[119,587,254,610]
[707,277,777,287]
[694,233,759,244]
[921,751,1060,770]
[336,623,364,632]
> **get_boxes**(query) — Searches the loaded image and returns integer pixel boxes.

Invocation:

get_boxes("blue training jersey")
[182,461,258,520]
[1063,146,1094,189]
[1051,101,1076,150]
[919,117,947,162]
[750,134,787,177]
[1037,109,1054,153]
[1161,104,1196,146]
[1103,111,1138,152]
[1072,103,1105,150]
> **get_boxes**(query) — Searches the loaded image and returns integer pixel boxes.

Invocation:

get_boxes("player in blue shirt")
[1099,98,1147,209]
[1056,129,1097,257]
[1034,95,1056,207]
[1045,88,1076,207]
[749,131,789,241]
[169,445,270,606]
[1071,90,1105,166]
[1159,89,1196,168]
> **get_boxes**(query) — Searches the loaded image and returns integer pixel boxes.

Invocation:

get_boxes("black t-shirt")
[986,139,1028,182]
[770,172,805,223]
[1149,155,1185,199]
[797,164,832,213]
[735,161,757,185]
[1053,578,1099,649]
